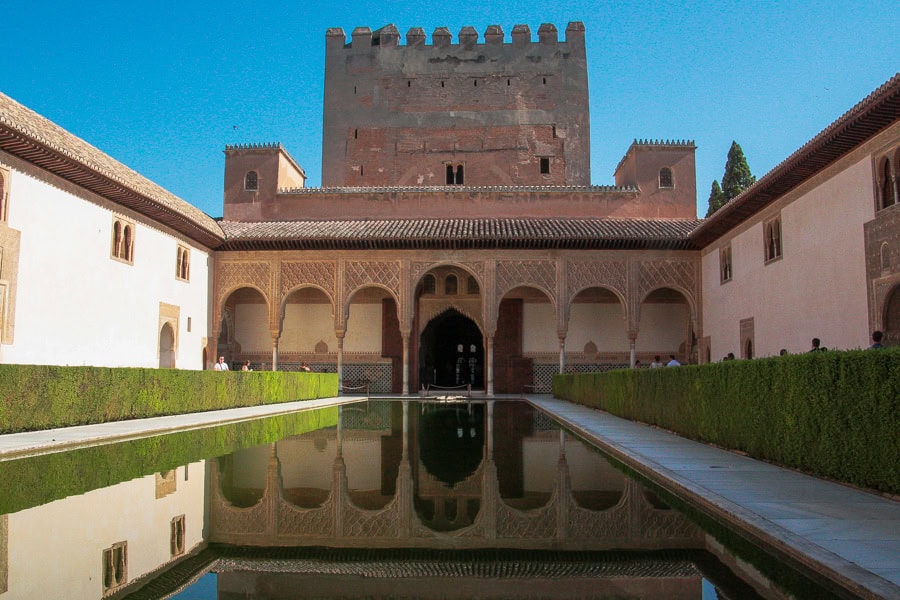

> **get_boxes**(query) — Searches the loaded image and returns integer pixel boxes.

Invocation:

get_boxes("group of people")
[642,354,680,368]
[212,356,314,372]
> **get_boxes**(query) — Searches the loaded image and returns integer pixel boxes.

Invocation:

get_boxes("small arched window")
[445,274,458,295]
[880,157,896,210]
[659,167,674,188]
[111,218,135,264]
[176,245,190,281]
[123,225,133,261]
[244,171,258,191]
[446,164,464,185]
[881,242,891,271]
[764,217,782,262]
[720,245,732,283]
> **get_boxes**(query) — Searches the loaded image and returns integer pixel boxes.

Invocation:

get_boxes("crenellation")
[459,26,478,50]
[537,23,558,44]
[432,27,452,48]
[374,24,400,47]
[484,25,504,45]
[511,24,531,46]
[406,27,426,47]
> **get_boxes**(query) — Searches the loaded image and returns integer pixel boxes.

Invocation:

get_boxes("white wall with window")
[0,159,211,368]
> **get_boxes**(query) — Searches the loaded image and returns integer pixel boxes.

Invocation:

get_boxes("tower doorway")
[419,310,483,389]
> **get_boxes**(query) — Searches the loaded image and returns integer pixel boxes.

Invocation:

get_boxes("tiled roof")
[218,218,700,250]
[690,72,900,247]
[0,92,224,248]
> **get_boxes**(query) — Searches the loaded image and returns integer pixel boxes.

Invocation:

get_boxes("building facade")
[0,24,897,393]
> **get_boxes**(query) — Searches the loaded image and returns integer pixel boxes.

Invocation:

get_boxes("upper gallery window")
[764,217,782,263]
[176,245,190,281]
[878,155,896,210]
[111,217,135,264]
[244,171,258,191]
[720,245,732,283]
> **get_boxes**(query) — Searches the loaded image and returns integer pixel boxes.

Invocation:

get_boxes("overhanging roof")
[0,92,225,248]
[217,217,701,251]
[690,73,900,247]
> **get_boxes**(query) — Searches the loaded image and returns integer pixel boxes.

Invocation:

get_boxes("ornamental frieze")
[496,260,558,304]
[217,261,272,302]
[637,259,697,301]
[281,260,336,301]
[566,260,627,300]
[343,260,401,299]
[410,260,485,287]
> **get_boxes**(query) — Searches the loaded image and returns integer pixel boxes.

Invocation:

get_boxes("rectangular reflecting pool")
[0,400,849,599]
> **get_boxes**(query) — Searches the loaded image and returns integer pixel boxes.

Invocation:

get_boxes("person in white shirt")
[214,356,229,371]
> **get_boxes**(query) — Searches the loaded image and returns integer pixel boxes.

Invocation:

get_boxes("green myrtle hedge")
[0,365,339,433]
[0,407,338,515]
[553,348,900,494]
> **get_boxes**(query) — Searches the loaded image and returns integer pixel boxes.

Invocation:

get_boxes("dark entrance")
[419,310,483,389]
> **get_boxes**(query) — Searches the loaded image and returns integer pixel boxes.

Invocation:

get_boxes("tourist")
[666,354,681,367]
[650,355,664,368]
[242,360,252,371]
[869,331,884,349]
[634,360,642,368]
[809,338,826,352]
[214,356,229,371]
[300,361,312,372]
[779,348,788,356]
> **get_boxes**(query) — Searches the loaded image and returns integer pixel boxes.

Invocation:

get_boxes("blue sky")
[2,1,897,219]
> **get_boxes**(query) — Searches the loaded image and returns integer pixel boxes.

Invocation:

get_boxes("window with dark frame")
[244,171,258,191]
[764,217,782,262]
[540,157,550,174]
[720,245,732,283]
[659,167,674,188]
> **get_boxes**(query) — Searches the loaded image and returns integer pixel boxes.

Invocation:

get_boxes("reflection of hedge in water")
[0,365,339,433]
[0,408,337,515]
[553,348,900,494]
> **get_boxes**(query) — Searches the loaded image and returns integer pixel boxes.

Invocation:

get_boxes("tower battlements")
[325,22,585,51]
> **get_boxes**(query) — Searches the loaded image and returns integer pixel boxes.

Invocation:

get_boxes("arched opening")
[219,287,269,369]
[494,285,554,392]
[419,309,483,389]
[280,287,335,372]
[345,286,399,393]
[159,322,175,368]
[637,287,692,364]
[568,286,628,369]
[745,338,754,359]
[884,285,900,346]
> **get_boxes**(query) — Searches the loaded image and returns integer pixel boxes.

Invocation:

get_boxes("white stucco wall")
[635,303,690,353]
[701,157,875,358]
[5,462,205,599]
[567,302,629,352]
[522,303,558,353]
[281,303,337,352]
[1,164,211,368]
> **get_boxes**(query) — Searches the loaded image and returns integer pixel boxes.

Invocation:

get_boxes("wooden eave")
[690,73,900,248]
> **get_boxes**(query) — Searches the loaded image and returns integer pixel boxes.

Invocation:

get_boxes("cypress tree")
[721,141,756,200]
[705,180,726,217]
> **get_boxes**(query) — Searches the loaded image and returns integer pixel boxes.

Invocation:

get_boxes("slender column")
[558,335,566,374]
[270,331,280,371]
[401,332,410,395]
[628,332,638,368]
[336,334,345,392]
[486,335,495,396]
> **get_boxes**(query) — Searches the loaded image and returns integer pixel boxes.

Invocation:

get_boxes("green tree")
[705,180,726,217]
[721,141,756,201]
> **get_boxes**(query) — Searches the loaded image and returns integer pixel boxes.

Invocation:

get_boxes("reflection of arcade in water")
[210,401,701,549]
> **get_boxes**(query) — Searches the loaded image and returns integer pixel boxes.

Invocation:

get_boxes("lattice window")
[102,541,128,592]
[764,217,782,262]
[659,167,674,188]
[244,171,258,191]
[111,217,135,264]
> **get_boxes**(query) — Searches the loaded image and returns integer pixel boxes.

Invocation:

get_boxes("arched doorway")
[419,309,483,389]
[636,287,692,364]
[159,322,175,368]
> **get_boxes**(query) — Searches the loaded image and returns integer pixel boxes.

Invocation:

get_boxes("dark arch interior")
[419,309,483,389]
[417,404,484,487]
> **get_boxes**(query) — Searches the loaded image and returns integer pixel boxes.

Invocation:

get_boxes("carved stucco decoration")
[566,260,627,300]
[637,259,697,302]
[278,495,336,537]
[218,261,272,306]
[343,260,401,301]
[281,260,337,303]
[496,260,558,305]
[496,494,559,539]
[419,302,485,335]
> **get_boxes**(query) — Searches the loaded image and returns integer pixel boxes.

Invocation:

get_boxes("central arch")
[419,309,484,389]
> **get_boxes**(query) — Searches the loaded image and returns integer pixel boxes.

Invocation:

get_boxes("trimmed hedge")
[0,365,339,433]
[0,407,338,515]
[553,348,900,494]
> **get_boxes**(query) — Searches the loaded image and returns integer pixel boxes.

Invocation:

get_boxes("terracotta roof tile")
[0,92,224,247]
[217,218,700,250]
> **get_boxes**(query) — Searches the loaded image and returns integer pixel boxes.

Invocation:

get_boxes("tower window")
[659,167,674,188]
[446,164,464,185]
[720,245,732,283]
[244,171,258,191]
[540,157,550,174]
